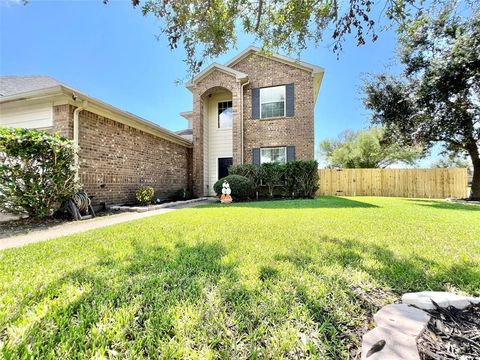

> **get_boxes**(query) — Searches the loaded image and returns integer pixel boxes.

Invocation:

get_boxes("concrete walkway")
[0,200,213,251]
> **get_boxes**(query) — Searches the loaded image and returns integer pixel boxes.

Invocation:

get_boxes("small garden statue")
[220,180,232,204]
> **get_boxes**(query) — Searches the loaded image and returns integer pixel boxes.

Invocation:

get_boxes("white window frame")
[260,147,287,164]
[217,100,233,129]
[259,85,286,119]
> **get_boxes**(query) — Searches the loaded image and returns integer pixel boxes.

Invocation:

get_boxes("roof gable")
[225,46,324,74]
[186,63,248,90]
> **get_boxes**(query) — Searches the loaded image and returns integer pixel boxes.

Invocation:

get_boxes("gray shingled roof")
[175,128,193,140]
[0,76,62,97]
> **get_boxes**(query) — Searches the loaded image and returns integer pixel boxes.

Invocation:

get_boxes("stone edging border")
[108,197,211,213]
[361,291,480,359]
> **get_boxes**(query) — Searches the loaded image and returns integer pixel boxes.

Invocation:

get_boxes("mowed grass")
[0,197,479,359]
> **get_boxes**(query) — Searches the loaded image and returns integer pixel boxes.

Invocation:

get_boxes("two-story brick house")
[0,47,324,204]
[180,47,324,195]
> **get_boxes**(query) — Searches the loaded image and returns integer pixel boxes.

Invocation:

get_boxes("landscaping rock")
[373,304,430,338]
[402,291,480,310]
[361,326,420,360]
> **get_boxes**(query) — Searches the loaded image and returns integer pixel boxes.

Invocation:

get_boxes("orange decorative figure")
[220,180,232,204]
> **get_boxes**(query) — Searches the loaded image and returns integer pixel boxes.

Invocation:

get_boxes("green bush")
[229,161,319,199]
[261,162,285,198]
[213,175,253,200]
[285,160,319,198]
[228,164,264,198]
[172,187,193,201]
[135,186,155,205]
[0,128,79,218]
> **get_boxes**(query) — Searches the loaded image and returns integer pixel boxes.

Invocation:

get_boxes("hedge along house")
[0,76,192,208]
[182,46,324,196]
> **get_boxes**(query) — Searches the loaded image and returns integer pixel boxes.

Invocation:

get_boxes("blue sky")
[2,0,431,162]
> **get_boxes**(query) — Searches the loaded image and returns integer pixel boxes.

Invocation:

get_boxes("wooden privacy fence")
[317,168,468,199]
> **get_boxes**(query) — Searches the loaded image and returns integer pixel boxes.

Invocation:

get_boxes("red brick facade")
[52,105,192,206]
[188,52,318,195]
[231,54,315,163]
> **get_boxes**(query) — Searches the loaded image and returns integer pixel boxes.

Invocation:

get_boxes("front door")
[218,157,233,180]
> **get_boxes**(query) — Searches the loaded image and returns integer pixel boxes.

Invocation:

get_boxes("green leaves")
[363,6,480,198]
[135,186,155,206]
[118,0,421,76]
[318,128,424,168]
[0,128,79,218]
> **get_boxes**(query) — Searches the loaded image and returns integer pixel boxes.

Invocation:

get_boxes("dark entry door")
[218,157,233,180]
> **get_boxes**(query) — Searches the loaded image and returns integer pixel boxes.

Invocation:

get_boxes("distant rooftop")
[175,128,193,141]
[0,76,62,97]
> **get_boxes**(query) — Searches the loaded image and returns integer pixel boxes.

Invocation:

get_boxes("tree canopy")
[101,0,423,75]
[318,127,423,168]
[363,5,480,198]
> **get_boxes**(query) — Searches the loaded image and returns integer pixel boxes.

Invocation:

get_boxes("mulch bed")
[0,210,114,240]
[418,301,480,359]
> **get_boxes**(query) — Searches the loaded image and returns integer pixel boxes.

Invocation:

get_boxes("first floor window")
[260,147,286,164]
[218,101,233,128]
[260,85,285,119]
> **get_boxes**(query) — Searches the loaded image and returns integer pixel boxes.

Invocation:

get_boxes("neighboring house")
[181,46,324,195]
[0,76,192,207]
[0,47,324,203]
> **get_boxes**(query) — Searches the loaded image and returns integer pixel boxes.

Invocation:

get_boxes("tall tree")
[318,127,423,168]
[364,5,480,199]
[101,0,423,75]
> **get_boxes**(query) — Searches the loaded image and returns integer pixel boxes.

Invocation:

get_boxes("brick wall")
[190,70,241,195]
[230,54,315,163]
[52,105,191,206]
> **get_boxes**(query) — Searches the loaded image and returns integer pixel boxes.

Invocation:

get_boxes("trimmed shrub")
[228,164,264,198]
[173,187,193,201]
[0,128,79,218]
[135,186,155,205]
[261,162,285,198]
[285,160,319,198]
[213,175,253,200]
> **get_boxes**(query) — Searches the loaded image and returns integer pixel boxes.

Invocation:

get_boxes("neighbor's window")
[261,147,287,164]
[260,85,285,119]
[218,101,233,128]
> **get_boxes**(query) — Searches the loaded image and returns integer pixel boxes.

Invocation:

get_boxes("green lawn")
[0,197,479,359]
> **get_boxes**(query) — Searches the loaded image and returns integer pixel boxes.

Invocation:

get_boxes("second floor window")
[218,101,233,128]
[260,86,285,119]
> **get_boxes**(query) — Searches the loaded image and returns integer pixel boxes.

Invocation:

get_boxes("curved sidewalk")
[0,199,213,251]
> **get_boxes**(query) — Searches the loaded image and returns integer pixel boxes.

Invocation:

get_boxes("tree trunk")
[467,143,480,200]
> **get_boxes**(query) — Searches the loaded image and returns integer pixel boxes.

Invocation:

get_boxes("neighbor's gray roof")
[175,128,193,140]
[0,76,62,97]
[175,128,193,136]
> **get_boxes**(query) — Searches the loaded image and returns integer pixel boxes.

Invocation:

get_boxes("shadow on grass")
[2,241,242,358]
[405,199,480,211]
[2,233,478,358]
[205,196,379,209]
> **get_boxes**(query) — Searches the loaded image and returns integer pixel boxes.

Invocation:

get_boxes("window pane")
[260,147,286,164]
[261,102,284,118]
[218,101,232,128]
[260,86,285,119]
[260,86,285,103]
